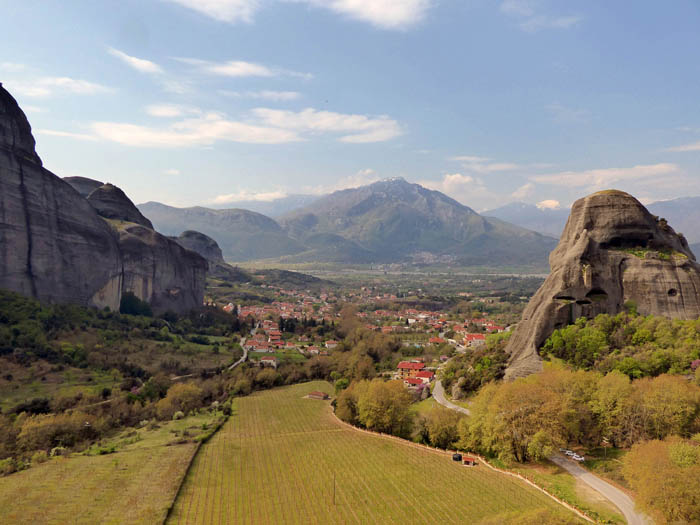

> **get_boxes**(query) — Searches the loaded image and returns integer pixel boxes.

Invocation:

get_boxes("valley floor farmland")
[168,381,582,524]
[0,413,215,524]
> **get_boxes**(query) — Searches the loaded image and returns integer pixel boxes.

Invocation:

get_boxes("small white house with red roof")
[464,334,486,347]
[260,356,278,368]
[415,370,435,384]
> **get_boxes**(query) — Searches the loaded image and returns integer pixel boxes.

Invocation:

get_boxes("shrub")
[173,411,185,420]
[31,450,48,464]
[119,292,153,317]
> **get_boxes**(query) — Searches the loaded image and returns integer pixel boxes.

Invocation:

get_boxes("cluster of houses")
[397,360,435,389]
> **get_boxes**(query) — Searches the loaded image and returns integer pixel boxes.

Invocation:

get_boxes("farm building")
[415,370,435,384]
[462,457,478,466]
[397,361,425,379]
[403,377,423,389]
[307,391,329,400]
[260,356,278,369]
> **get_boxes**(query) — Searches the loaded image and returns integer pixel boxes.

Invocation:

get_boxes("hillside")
[168,381,580,524]
[483,202,570,238]
[137,202,306,261]
[211,193,319,217]
[280,178,557,266]
[647,196,700,243]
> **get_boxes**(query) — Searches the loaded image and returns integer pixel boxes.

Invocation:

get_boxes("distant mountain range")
[483,202,570,238]
[140,178,557,267]
[485,197,700,245]
[211,194,319,217]
[137,202,307,261]
[646,197,700,244]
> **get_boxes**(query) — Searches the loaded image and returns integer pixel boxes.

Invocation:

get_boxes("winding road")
[433,380,652,524]
[550,455,651,525]
[432,379,470,415]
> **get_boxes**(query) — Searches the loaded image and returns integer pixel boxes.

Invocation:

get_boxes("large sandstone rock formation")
[172,230,225,264]
[505,190,700,379]
[117,224,207,313]
[63,176,104,198]
[65,178,206,313]
[0,83,206,314]
[170,230,249,282]
[0,83,123,310]
[87,183,154,229]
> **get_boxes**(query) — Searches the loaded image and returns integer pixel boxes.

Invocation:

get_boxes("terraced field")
[168,381,582,524]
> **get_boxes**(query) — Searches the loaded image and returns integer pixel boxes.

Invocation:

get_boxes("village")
[216,281,510,390]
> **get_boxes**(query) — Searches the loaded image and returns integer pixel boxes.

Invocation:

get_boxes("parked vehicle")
[572,454,585,462]
[564,450,575,456]
[452,453,462,462]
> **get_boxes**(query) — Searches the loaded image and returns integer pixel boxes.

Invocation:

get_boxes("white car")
[564,450,575,456]
[571,454,585,462]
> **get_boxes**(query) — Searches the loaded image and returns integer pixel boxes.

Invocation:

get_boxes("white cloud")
[0,62,26,72]
[252,107,402,143]
[292,0,431,29]
[176,57,312,79]
[164,168,181,175]
[145,104,201,117]
[108,47,163,74]
[511,182,534,200]
[303,168,381,194]
[451,155,523,174]
[213,190,288,204]
[35,129,99,141]
[4,77,113,98]
[531,163,679,188]
[219,89,301,101]
[450,155,491,163]
[91,112,301,147]
[536,199,560,210]
[22,105,44,114]
[665,140,700,153]
[499,0,582,32]
[164,0,259,23]
[419,173,497,209]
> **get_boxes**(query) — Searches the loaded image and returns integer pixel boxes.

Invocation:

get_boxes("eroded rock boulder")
[0,83,123,310]
[63,176,104,198]
[117,223,207,314]
[87,183,154,229]
[172,230,225,263]
[504,190,700,379]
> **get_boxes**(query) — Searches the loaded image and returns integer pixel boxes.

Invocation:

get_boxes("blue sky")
[2,0,700,211]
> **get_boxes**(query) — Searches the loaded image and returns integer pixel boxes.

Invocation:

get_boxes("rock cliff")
[0,83,206,314]
[63,176,104,198]
[0,83,123,310]
[117,223,207,314]
[87,183,154,229]
[172,230,225,263]
[504,190,700,379]
[170,230,247,282]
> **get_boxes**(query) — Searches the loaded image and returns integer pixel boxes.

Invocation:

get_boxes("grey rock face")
[0,84,123,310]
[118,223,207,314]
[172,230,225,263]
[1,84,207,314]
[63,176,104,198]
[87,183,154,229]
[504,190,700,379]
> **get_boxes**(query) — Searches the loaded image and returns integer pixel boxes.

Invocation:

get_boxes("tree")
[623,437,700,522]
[425,407,463,449]
[119,292,153,317]
[357,379,413,437]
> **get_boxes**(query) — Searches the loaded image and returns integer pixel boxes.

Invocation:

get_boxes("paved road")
[550,455,652,525]
[433,372,651,524]
[229,323,256,371]
[432,379,470,415]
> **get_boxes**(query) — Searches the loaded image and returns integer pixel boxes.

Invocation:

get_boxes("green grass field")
[168,381,582,524]
[0,412,219,524]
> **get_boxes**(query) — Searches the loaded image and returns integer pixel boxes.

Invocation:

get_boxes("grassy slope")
[0,412,218,524]
[168,381,581,524]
